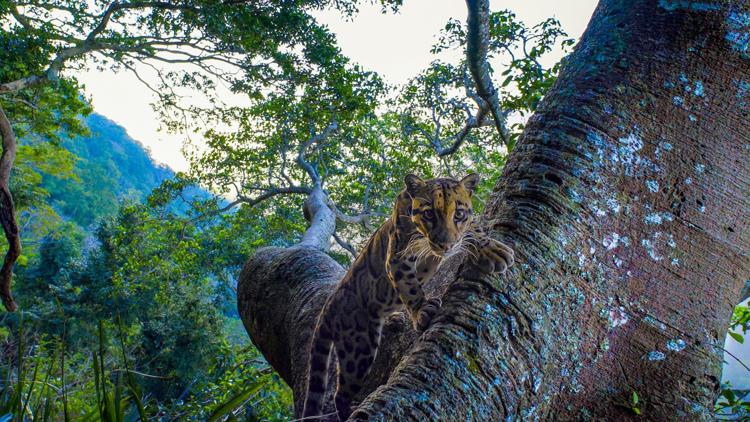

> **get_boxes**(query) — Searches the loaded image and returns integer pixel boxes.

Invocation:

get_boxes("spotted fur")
[302,174,514,421]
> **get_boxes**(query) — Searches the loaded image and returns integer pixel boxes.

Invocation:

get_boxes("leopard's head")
[404,173,479,255]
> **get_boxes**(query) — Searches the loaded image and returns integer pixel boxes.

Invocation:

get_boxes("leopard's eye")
[423,209,435,220]
[454,209,467,222]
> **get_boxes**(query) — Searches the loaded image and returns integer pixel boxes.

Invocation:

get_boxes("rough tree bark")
[239,0,750,419]
[465,0,509,144]
[0,106,20,312]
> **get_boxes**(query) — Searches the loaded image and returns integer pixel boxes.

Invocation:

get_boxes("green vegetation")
[39,114,173,227]
[2,1,747,420]
[3,111,294,420]
[716,304,750,420]
[0,1,584,420]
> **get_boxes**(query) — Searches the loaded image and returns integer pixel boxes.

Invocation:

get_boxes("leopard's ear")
[404,174,425,194]
[460,173,480,193]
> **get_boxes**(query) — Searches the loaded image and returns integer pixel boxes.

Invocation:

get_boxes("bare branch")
[297,121,338,185]
[325,197,384,228]
[465,0,510,143]
[333,232,357,258]
[437,103,492,157]
[0,75,47,95]
[85,1,121,43]
[239,186,313,208]
[121,62,163,97]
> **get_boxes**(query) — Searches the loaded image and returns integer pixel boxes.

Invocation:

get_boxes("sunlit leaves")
[185,6,575,259]
[430,9,575,117]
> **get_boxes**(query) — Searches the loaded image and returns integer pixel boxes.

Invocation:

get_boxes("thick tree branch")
[465,0,510,143]
[297,121,338,186]
[238,248,457,416]
[0,41,103,94]
[0,75,47,95]
[299,186,336,251]
[0,106,20,312]
[240,1,750,419]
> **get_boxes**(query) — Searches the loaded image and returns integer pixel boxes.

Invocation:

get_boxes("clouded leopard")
[302,173,514,421]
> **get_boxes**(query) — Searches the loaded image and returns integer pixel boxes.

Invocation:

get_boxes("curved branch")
[332,232,357,257]
[239,186,313,208]
[241,1,750,419]
[299,186,336,251]
[297,121,338,185]
[436,105,491,157]
[0,106,20,312]
[465,0,510,143]
[325,197,383,227]
[85,1,121,42]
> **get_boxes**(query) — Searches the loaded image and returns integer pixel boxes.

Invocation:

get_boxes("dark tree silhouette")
[239,0,750,419]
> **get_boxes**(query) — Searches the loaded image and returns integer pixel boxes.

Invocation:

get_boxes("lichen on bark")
[238,0,750,419]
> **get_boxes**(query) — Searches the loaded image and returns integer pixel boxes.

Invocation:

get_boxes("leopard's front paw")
[470,238,514,274]
[415,298,441,332]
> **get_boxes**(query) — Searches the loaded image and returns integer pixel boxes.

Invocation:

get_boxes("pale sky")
[77,0,599,172]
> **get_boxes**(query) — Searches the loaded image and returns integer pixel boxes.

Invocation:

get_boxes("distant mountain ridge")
[40,113,184,227]
[73,113,173,196]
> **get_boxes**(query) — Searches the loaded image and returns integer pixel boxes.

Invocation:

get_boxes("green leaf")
[632,391,639,405]
[729,331,744,344]
[722,388,736,403]
[501,75,514,87]
[207,379,266,422]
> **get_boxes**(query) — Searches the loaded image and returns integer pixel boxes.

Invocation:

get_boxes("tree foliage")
[180,8,573,258]
[0,0,579,419]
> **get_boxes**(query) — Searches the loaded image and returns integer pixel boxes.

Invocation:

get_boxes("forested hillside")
[6,111,293,420]
[40,113,173,227]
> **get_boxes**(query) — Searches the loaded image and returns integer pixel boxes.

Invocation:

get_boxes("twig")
[333,232,357,257]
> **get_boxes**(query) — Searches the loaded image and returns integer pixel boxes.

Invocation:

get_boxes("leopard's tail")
[302,312,334,418]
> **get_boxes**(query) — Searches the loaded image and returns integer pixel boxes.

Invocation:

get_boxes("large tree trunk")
[238,0,750,419]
